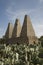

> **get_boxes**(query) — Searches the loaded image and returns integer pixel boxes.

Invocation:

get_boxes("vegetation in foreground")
[0,42,43,65]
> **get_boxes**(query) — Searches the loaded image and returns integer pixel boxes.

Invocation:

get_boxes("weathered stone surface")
[20,15,35,37]
[5,23,13,38]
[2,15,38,44]
[12,19,21,37]
[20,15,38,44]
[0,37,29,44]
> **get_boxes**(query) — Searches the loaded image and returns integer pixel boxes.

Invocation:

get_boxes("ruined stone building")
[0,15,38,44]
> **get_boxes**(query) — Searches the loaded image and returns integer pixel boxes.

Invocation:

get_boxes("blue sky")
[0,0,43,38]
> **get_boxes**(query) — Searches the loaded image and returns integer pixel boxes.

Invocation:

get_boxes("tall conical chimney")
[12,19,21,37]
[20,15,35,37]
[5,23,13,38]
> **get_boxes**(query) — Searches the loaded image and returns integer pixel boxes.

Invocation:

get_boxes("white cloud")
[0,28,5,38]
[6,6,36,21]
[0,28,1,31]
[5,4,43,37]
[39,0,43,3]
[33,23,43,37]
[6,8,35,24]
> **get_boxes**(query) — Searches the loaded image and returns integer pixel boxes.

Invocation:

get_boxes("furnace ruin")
[1,15,38,44]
